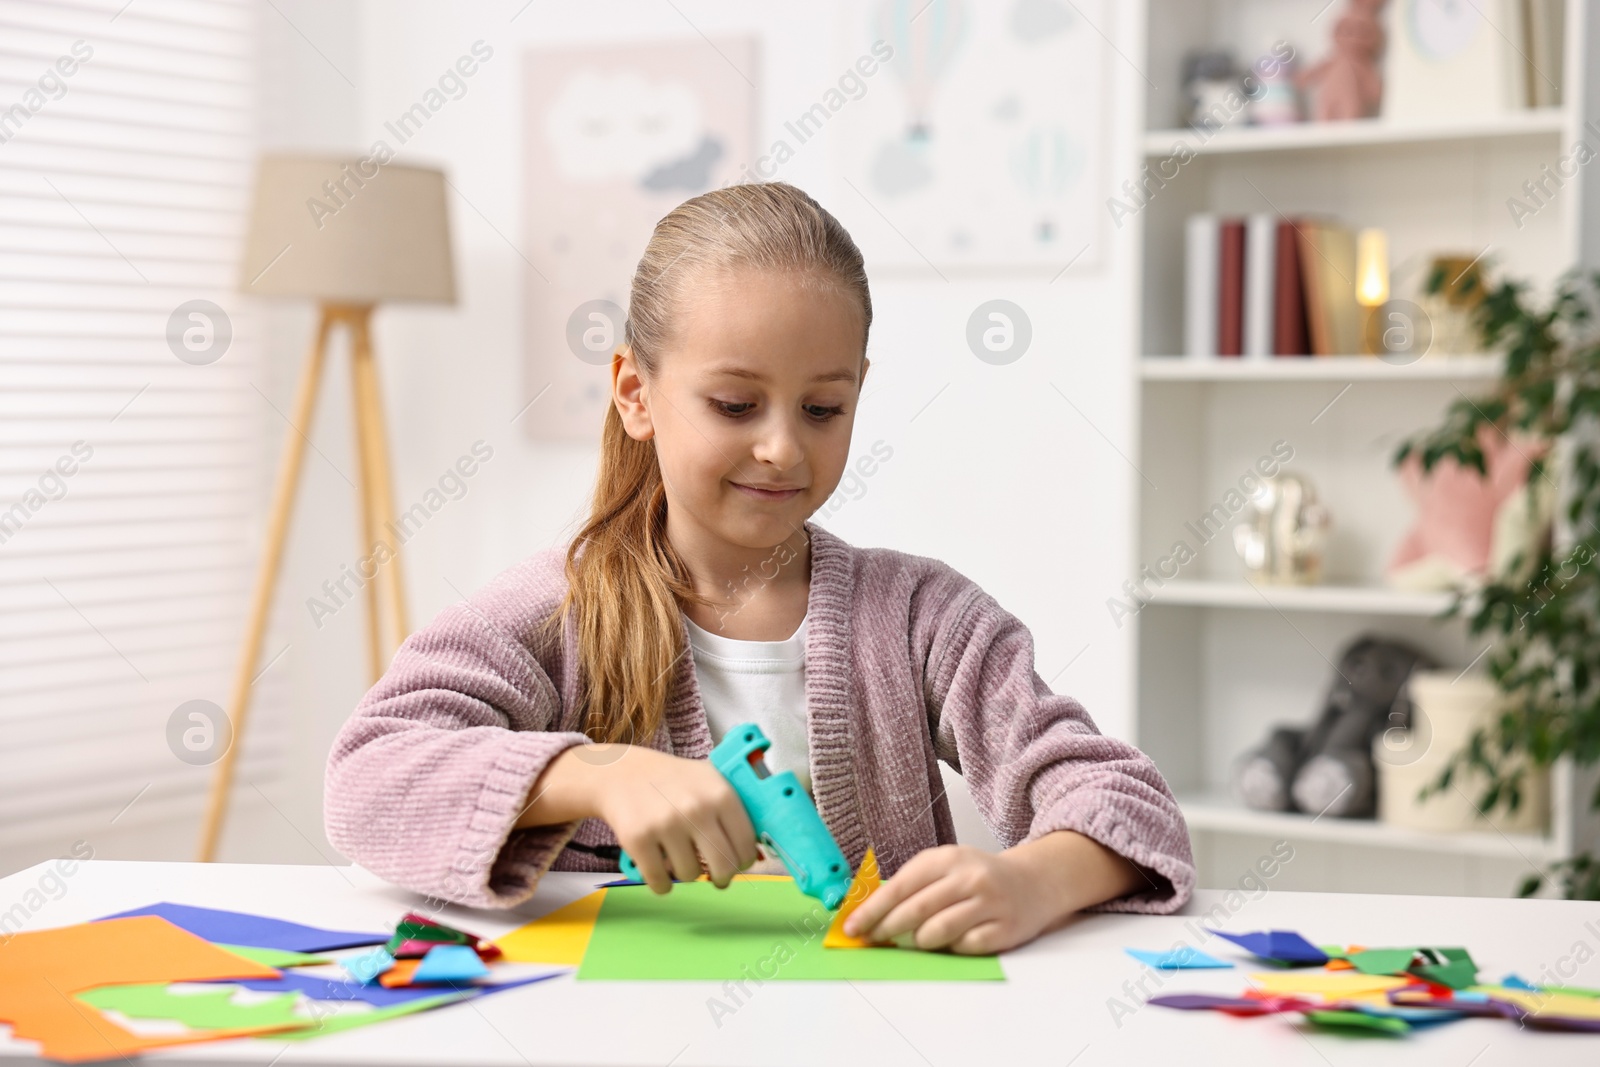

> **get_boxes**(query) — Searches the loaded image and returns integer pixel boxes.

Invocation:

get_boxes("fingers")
[843,847,953,936]
[631,840,674,895]
[856,873,971,943]
[660,827,704,889]
[908,897,995,952]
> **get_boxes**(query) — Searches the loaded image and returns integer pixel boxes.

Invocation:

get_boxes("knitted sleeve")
[924,584,1196,914]
[323,598,591,909]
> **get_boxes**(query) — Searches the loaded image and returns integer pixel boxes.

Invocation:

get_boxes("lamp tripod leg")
[197,307,334,863]
[350,311,409,662]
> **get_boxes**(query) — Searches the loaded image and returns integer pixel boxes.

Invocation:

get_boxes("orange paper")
[378,958,422,987]
[0,916,308,1062]
[823,848,890,949]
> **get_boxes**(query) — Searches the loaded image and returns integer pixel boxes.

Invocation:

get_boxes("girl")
[325,182,1194,955]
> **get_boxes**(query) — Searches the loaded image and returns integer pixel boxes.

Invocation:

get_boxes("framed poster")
[522,38,759,441]
[832,0,1108,274]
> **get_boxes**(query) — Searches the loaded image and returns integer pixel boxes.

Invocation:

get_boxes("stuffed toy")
[1296,0,1387,122]
[1236,636,1435,818]
[1389,422,1552,591]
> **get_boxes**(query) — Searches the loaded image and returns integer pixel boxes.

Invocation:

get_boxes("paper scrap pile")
[1137,928,1600,1036]
[0,902,567,1063]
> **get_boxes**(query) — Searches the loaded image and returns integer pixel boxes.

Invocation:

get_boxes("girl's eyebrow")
[707,366,858,384]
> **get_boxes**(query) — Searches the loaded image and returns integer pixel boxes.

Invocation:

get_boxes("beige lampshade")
[238,155,456,304]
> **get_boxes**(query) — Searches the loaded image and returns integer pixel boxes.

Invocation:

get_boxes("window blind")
[0,0,282,857]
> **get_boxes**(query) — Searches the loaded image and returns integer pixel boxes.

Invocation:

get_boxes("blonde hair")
[551,181,872,746]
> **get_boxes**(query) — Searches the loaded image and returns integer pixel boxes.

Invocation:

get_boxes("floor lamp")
[197,156,457,862]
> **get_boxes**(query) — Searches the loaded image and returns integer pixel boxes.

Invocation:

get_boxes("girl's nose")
[752,416,804,471]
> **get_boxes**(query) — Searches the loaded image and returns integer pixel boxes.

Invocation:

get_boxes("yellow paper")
[824,848,889,949]
[495,890,606,965]
[1477,987,1600,1021]
[1248,971,1413,998]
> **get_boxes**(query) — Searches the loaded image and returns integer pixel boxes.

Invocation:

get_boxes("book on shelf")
[1186,212,1355,358]
[1296,219,1359,356]
[1184,213,1218,358]
[1272,219,1310,357]
[1217,219,1246,357]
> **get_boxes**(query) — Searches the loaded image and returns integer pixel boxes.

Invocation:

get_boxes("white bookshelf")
[1126,0,1598,896]
[1140,354,1503,381]
[1142,107,1568,156]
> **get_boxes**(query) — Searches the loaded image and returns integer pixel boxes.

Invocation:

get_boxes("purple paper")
[1213,930,1329,964]
[1148,995,1283,1015]
[95,902,388,953]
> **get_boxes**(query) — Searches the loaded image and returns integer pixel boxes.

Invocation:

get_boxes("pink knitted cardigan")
[324,523,1195,913]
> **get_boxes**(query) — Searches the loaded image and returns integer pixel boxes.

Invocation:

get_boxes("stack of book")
[1184,213,1360,359]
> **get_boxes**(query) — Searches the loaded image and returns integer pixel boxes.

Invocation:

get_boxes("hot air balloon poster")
[834,0,1107,273]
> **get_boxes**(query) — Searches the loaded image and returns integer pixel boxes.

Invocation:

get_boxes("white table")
[3,860,1599,1066]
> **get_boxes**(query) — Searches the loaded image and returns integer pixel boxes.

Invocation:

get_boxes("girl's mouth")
[731,482,803,502]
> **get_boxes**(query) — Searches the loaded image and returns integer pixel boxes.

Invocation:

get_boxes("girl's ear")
[860,354,871,390]
[612,346,655,442]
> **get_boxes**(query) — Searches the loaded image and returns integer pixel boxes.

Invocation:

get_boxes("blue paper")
[1501,974,1538,990]
[1214,929,1329,964]
[343,947,396,985]
[1125,947,1232,970]
[96,902,388,952]
[412,944,490,983]
[210,970,561,1008]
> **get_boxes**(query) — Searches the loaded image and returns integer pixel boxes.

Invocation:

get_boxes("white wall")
[218,0,1142,864]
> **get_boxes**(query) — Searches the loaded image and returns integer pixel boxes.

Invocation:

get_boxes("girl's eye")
[710,399,845,420]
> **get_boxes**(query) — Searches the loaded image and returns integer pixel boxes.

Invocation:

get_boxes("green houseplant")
[1394,266,1600,900]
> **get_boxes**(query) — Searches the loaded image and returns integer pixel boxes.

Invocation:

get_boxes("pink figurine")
[1297,0,1387,122]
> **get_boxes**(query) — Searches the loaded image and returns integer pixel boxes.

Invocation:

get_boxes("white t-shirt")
[682,611,812,795]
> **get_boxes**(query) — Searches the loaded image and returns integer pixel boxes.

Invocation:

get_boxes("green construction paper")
[577,880,1003,981]
[1318,945,1347,959]
[1410,948,1477,990]
[270,992,470,1041]
[77,983,307,1030]
[385,922,468,955]
[1345,948,1419,975]
[1412,959,1478,990]
[1305,1010,1410,1035]
[216,944,330,968]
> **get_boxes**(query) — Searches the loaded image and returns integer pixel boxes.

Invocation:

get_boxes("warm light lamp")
[198,156,457,862]
[1356,228,1389,355]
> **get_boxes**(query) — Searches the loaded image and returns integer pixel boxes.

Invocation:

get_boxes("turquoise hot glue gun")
[617,723,852,910]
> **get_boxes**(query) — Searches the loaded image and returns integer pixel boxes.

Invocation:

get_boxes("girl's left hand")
[839,843,1066,956]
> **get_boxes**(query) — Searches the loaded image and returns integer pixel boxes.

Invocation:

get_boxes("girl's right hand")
[588,746,761,892]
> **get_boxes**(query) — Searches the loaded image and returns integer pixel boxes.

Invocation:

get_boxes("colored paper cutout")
[1345,948,1419,975]
[341,947,396,984]
[378,959,422,988]
[0,915,300,1062]
[824,848,884,949]
[1125,947,1232,970]
[412,945,489,984]
[96,902,387,953]
[577,879,1003,981]
[214,972,461,1008]
[1247,971,1413,997]
[76,983,305,1030]
[1305,1009,1409,1035]
[1214,930,1329,965]
[1479,987,1600,1022]
[495,890,607,965]
[214,944,330,968]
[1410,947,1477,990]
